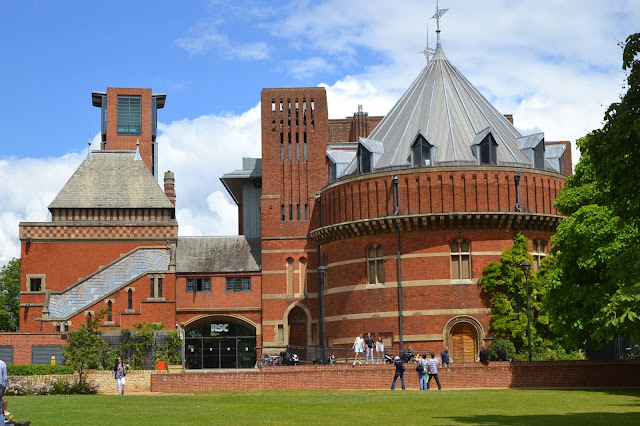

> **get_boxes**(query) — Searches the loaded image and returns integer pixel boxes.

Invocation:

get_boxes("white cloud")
[287,57,335,80]
[0,153,85,264]
[157,104,262,237]
[175,20,269,60]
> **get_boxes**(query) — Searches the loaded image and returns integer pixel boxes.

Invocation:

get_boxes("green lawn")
[5,389,640,425]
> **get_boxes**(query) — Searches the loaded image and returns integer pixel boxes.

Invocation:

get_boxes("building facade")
[2,39,571,367]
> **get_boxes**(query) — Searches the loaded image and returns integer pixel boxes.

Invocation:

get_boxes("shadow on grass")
[438,412,640,425]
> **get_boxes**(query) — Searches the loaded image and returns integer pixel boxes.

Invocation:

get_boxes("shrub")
[5,377,98,396]
[7,365,74,376]
[489,338,516,361]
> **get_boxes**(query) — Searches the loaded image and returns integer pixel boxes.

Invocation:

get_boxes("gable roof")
[176,236,261,273]
[49,151,174,209]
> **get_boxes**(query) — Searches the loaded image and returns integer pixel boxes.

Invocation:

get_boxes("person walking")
[364,333,375,364]
[0,358,6,424]
[416,354,428,390]
[440,346,450,367]
[352,333,364,367]
[426,352,441,390]
[390,356,406,390]
[113,356,128,395]
[375,337,384,364]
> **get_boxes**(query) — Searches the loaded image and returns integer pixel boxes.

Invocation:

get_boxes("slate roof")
[176,236,261,273]
[341,42,535,176]
[49,151,174,209]
[48,248,170,319]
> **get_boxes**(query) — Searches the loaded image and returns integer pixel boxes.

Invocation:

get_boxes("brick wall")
[151,361,640,392]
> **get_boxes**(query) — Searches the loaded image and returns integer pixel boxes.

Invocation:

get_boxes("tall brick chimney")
[349,104,370,141]
[164,171,176,205]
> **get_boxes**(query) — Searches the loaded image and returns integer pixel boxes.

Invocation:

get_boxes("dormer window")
[328,159,337,183]
[411,133,433,167]
[358,147,372,174]
[478,133,497,165]
[533,140,545,169]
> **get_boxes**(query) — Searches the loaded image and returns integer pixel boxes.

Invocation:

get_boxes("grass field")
[4,389,640,425]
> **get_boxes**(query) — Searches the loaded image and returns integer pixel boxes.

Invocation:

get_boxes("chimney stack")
[164,171,176,205]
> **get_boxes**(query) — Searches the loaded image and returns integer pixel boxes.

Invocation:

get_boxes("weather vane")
[420,1,448,63]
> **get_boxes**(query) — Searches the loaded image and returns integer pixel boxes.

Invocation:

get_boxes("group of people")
[0,359,31,426]
[352,333,385,366]
[391,348,450,391]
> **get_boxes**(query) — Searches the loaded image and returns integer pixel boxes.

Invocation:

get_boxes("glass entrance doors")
[184,320,256,369]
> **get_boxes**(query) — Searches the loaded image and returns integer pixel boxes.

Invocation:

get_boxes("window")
[150,276,163,299]
[533,142,545,169]
[451,239,471,280]
[329,160,337,183]
[412,135,432,167]
[186,278,211,293]
[299,257,307,294]
[367,244,385,285]
[117,95,141,135]
[87,312,92,328]
[478,134,497,165]
[286,257,294,295]
[533,239,548,271]
[359,147,372,173]
[226,277,251,292]
[127,289,133,310]
[29,278,42,292]
[107,301,113,322]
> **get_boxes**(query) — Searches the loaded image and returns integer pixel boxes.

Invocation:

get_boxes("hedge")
[7,364,75,376]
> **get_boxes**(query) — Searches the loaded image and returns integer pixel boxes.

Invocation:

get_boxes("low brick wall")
[151,360,640,392]
[10,370,154,394]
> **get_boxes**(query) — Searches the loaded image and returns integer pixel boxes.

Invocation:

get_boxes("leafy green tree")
[480,234,546,352]
[63,309,109,383]
[0,258,21,332]
[548,136,640,347]
[547,33,640,348]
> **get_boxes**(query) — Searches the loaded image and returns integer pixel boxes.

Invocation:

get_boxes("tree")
[548,136,640,347]
[0,258,21,332]
[546,33,640,348]
[63,309,109,384]
[479,234,580,359]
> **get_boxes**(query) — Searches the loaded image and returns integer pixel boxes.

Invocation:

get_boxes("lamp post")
[317,265,327,364]
[392,175,404,351]
[520,260,532,361]
[178,322,185,370]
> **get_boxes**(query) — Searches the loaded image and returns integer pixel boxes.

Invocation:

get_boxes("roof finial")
[87,139,93,160]
[419,22,436,62]
[432,0,448,47]
[134,138,142,161]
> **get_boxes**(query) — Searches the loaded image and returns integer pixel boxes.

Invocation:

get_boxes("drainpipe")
[514,172,522,212]
[392,175,404,351]
[315,194,326,364]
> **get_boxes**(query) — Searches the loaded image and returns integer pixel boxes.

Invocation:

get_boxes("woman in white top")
[352,333,364,366]
[375,337,384,364]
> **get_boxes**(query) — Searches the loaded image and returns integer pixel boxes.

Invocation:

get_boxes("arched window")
[367,244,385,285]
[127,289,133,310]
[87,312,92,328]
[298,257,307,295]
[107,301,113,322]
[286,257,295,295]
[450,239,471,280]
[533,239,547,271]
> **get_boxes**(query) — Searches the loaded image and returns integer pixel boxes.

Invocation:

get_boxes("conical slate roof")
[343,43,533,175]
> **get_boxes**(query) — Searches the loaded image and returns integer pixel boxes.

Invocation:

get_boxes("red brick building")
[1,39,571,367]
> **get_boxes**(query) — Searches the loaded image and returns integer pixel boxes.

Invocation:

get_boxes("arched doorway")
[288,307,307,347]
[451,323,476,362]
[184,318,256,369]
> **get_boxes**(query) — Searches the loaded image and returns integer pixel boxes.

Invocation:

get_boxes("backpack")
[415,363,424,372]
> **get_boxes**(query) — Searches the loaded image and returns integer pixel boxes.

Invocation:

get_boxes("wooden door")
[288,307,307,347]
[451,323,475,362]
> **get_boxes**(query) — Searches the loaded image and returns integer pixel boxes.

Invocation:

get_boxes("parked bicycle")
[257,353,283,369]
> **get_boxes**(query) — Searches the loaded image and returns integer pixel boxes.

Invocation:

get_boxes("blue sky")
[0,0,638,265]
